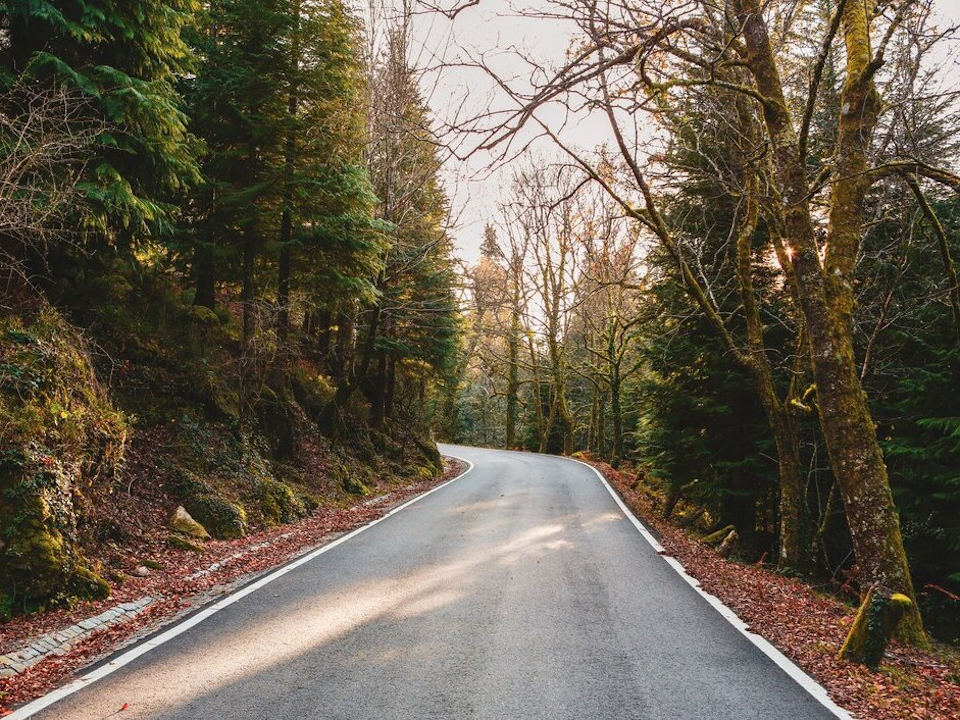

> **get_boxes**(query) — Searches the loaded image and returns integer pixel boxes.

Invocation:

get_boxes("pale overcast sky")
[396,0,960,266]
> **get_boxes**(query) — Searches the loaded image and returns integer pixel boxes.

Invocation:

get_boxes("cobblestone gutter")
[0,596,156,677]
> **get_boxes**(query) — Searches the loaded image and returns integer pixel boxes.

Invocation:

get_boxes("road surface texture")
[23,445,838,719]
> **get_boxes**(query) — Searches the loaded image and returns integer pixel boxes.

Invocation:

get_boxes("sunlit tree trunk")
[737,0,922,639]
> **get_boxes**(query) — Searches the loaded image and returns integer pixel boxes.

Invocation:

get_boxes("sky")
[396,0,960,266]
[406,0,594,264]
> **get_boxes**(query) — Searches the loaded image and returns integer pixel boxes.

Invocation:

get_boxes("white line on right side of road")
[6,457,475,720]
[569,457,855,720]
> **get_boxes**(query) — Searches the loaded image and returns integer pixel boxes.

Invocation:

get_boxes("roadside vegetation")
[0,0,458,628]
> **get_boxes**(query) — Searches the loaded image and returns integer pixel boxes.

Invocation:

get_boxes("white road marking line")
[567,456,854,720]
[6,459,475,720]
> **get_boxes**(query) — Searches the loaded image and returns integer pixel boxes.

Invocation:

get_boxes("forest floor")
[587,459,960,720]
[0,458,467,715]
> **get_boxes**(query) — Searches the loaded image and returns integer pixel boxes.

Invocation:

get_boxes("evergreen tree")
[1,0,201,238]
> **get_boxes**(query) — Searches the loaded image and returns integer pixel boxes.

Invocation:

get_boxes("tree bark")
[608,325,624,466]
[277,0,300,345]
[317,309,332,357]
[242,221,256,343]
[505,304,520,447]
[242,141,258,343]
[370,350,387,428]
[737,0,922,639]
[193,243,215,310]
[384,355,396,420]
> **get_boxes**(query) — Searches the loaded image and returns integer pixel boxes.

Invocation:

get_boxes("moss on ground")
[260,478,309,526]
[167,535,205,552]
[0,305,123,610]
[183,495,247,540]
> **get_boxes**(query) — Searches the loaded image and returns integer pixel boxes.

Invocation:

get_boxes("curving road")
[17,445,841,720]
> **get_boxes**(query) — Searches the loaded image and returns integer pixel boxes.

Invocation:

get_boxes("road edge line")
[567,456,855,720]
[6,457,475,720]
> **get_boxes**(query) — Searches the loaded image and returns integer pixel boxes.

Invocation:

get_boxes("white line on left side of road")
[6,458,475,720]
[568,456,854,720]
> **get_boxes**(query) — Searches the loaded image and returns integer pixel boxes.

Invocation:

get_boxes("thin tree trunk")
[905,174,960,346]
[242,141,257,343]
[242,222,255,343]
[277,0,301,345]
[597,390,607,457]
[193,243,215,310]
[384,355,396,419]
[370,351,387,428]
[277,220,291,343]
[333,310,354,381]
[609,325,624,466]
[317,309,331,357]
[505,305,520,447]
[588,387,600,454]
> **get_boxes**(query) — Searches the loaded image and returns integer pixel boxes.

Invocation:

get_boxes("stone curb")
[184,532,290,582]
[0,596,155,678]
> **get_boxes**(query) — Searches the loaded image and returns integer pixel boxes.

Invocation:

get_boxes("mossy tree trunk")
[839,584,914,668]
[735,0,923,640]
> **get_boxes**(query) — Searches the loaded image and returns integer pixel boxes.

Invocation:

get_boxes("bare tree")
[0,83,102,301]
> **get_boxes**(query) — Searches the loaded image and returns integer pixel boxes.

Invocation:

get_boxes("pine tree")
[1,0,201,238]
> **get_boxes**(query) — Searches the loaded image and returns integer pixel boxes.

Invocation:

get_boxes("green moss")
[188,305,220,326]
[167,535,205,553]
[342,473,371,496]
[839,586,914,668]
[0,305,126,611]
[168,468,213,500]
[66,566,111,601]
[703,524,737,546]
[185,495,247,539]
[0,508,73,600]
[141,559,163,570]
[86,273,133,305]
[290,368,335,420]
[260,478,308,526]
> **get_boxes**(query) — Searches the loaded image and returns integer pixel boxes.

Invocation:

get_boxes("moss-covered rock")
[341,472,371,496]
[0,507,73,601]
[703,524,737,546]
[188,305,220,326]
[839,584,914,668]
[167,535,205,553]
[184,495,247,539]
[169,505,210,539]
[67,566,111,600]
[0,305,125,611]
[260,479,308,526]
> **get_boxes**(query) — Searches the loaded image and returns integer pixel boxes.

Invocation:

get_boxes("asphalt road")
[24,445,839,719]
